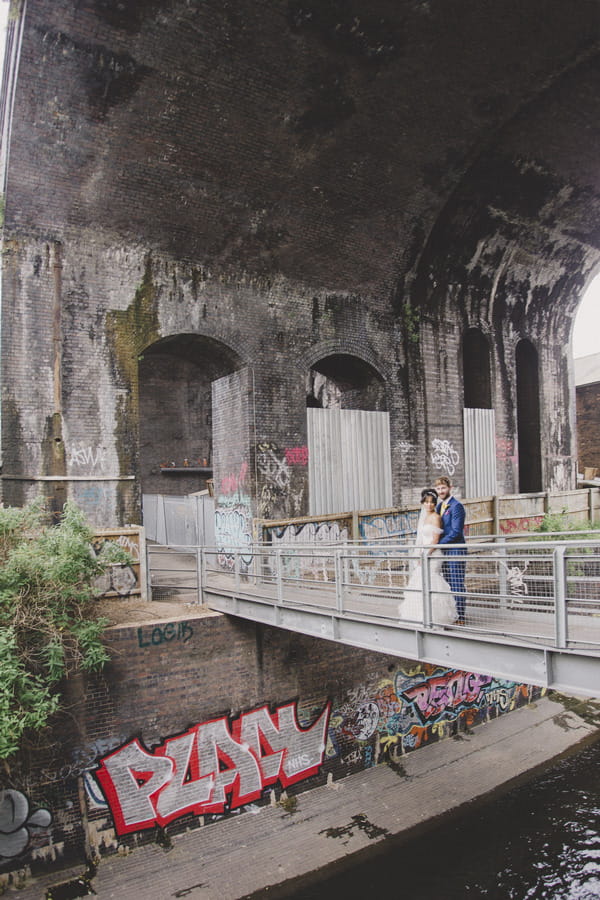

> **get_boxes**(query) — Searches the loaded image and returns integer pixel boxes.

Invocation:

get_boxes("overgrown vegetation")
[533,512,600,540]
[0,500,126,766]
[401,301,420,345]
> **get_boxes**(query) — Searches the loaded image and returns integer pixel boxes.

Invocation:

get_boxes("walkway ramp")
[201,540,600,698]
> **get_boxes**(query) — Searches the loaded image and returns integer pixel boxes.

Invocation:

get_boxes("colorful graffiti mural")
[327,665,538,763]
[88,666,538,839]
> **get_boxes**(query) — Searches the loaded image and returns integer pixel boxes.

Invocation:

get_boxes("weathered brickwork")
[2,1,599,526]
[1,614,542,878]
[576,383,600,472]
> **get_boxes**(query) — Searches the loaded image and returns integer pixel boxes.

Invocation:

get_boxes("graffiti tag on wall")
[0,791,51,860]
[92,529,143,599]
[215,506,253,570]
[358,510,419,545]
[94,701,331,835]
[431,438,460,477]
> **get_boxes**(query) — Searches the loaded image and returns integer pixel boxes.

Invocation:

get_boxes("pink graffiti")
[220,461,248,495]
[501,516,543,534]
[401,671,492,724]
[94,701,331,835]
[496,437,517,464]
[284,446,309,466]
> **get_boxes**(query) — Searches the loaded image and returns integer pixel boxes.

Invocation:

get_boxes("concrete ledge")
[16,696,599,900]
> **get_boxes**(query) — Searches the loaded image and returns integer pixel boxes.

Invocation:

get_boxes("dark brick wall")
[7,612,542,877]
[2,0,599,525]
[576,383,600,471]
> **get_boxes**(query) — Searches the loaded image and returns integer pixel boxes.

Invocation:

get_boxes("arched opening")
[306,354,391,514]
[306,354,388,411]
[516,339,542,493]
[573,273,600,479]
[462,328,496,497]
[138,334,241,497]
[463,329,492,409]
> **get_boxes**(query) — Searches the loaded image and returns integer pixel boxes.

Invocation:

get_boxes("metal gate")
[307,408,393,515]
[463,408,497,498]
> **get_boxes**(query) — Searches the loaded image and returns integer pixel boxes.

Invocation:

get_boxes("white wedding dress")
[398,523,456,625]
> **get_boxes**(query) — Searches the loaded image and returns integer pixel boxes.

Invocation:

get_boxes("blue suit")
[437,496,466,620]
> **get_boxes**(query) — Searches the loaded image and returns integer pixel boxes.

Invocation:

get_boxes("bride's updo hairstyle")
[421,488,438,504]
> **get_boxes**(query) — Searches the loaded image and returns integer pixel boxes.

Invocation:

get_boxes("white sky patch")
[573,273,600,359]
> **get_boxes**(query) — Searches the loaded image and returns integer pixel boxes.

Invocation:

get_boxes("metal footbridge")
[150,537,600,698]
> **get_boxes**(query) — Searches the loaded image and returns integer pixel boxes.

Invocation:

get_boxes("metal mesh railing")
[200,538,600,651]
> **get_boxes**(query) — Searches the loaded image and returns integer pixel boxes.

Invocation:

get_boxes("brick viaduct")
[0,2,599,885]
[1,0,599,529]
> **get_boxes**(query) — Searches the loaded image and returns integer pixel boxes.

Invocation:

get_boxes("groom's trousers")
[442,548,466,620]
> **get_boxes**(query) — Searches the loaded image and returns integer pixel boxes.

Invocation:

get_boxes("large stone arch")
[404,55,600,494]
[138,333,244,496]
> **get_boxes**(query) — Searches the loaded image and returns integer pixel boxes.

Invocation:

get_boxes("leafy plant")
[402,301,420,345]
[533,512,600,541]
[0,500,122,768]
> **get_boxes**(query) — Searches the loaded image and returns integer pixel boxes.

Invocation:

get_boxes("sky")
[572,274,600,359]
[0,2,596,360]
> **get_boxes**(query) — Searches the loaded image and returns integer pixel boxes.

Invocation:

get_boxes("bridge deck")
[147,540,600,695]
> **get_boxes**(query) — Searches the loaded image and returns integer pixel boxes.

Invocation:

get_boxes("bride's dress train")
[398,523,456,625]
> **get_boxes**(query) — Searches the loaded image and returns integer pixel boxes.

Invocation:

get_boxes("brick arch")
[138,333,245,496]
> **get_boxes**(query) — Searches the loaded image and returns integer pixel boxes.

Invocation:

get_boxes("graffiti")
[264,519,350,581]
[284,446,309,466]
[77,484,109,507]
[267,519,349,546]
[94,701,331,835]
[484,688,511,711]
[397,441,414,454]
[257,443,290,491]
[341,748,363,766]
[258,484,277,519]
[399,670,493,725]
[93,563,137,597]
[114,534,141,562]
[431,438,460,477]
[496,437,517,464]
[91,531,142,598]
[0,791,51,859]
[220,462,248,497]
[137,621,193,647]
[358,510,419,545]
[501,516,543,534]
[346,702,380,741]
[69,444,107,469]
[215,506,253,570]
[325,666,537,769]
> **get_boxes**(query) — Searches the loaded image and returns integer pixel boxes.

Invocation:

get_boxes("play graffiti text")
[95,701,331,835]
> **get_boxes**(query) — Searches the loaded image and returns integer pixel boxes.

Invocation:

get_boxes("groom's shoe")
[454,616,466,626]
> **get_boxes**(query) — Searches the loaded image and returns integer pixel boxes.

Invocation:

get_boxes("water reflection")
[289,738,600,900]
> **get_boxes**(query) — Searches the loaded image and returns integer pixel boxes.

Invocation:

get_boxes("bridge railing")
[201,538,600,652]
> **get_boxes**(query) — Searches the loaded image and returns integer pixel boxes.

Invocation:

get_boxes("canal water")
[287,737,600,900]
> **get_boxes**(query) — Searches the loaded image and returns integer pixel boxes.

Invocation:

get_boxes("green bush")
[534,512,600,540]
[0,500,121,764]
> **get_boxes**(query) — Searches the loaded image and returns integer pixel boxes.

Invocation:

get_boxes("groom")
[434,477,467,625]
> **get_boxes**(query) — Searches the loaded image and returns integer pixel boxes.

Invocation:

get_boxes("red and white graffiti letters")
[94,701,331,835]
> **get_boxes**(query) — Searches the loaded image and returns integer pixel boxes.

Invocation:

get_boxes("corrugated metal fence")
[307,408,393,515]
[464,408,497,498]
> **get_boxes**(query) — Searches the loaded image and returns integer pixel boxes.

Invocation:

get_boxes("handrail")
[197,538,600,696]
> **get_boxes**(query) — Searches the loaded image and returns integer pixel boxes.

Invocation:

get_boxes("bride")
[398,488,456,626]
